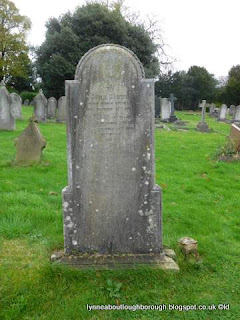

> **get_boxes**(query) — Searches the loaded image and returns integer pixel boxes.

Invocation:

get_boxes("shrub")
[20,91,37,102]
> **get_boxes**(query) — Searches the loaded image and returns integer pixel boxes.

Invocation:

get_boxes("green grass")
[0,108,239,319]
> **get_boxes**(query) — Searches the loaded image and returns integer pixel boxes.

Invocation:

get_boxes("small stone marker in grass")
[0,81,15,131]
[58,44,179,270]
[14,116,46,165]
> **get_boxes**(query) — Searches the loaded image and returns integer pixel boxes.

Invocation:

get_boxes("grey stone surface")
[0,84,15,131]
[160,98,171,121]
[233,105,240,122]
[209,103,216,116]
[63,44,162,255]
[218,104,228,121]
[56,96,66,123]
[14,116,46,165]
[47,97,57,119]
[33,89,47,122]
[10,93,22,119]
[155,96,160,118]
[229,105,235,117]
[24,99,29,106]
[168,93,178,122]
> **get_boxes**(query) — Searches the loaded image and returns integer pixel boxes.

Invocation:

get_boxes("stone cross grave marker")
[197,100,211,132]
[14,116,46,165]
[33,90,47,122]
[0,83,15,131]
[168,93,178,122]
[160,98,171,121]
[62,44,162,258]
[47,97,57,119]
[56,96,66,123]
[10,93,22,119]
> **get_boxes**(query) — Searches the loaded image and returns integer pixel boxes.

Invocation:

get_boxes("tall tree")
[224,65,240,105]
[36,2,160,98]
[0,0,31,86]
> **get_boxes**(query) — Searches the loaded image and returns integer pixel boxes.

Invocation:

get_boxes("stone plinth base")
[196,122,211,132]
[51,251,179,271]
[169,115,178,122]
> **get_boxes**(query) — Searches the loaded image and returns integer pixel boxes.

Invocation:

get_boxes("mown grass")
[0,107,239,319]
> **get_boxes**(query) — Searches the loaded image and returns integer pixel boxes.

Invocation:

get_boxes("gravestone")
[168,93,178,122]
[56,96,66,123]
[196,100,211,132]
[217,104,228,121]
[14,116,46,165]
[0,82,15,131]
[33,89,47,122]
[229,105,235,117]
[160,98,171,121]
[233,105,240,122]
[24,99,29,106]
[47,97,57,119]
[62,44,165,265]
[209,103,216,116]
[230,124,240,152]
[10,93,22,119]
[155,96,161,118]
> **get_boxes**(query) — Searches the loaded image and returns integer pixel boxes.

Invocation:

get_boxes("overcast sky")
[14,0,240,78]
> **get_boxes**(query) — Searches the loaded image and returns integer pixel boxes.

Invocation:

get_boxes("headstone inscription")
[10,93,22,119]
[47,97,57,119]
[217,104,228,121]
[0,82,15,131]
[62,44,163,260]
[56,96,66,123]
[160,98,171,121]
[168,93,178,122]
[14,116,46,165]
[33,89,47,122]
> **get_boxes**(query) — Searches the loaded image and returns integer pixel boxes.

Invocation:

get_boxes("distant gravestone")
[0,82,15,131]
[47,97,57,119]
[196,100,211,132]
[56,96,66,123]
[24,99,29,106]
[33,89,47,122]
[168,93,178,122]
[14,117,46,165]
[209,103,216,116]
[160,98,171,121]
[233,105,240,122]
[155,96,161,118]
[10,93,22,119]
[62,44,163,260]
[229,105,235,117]
[218,104,228,121]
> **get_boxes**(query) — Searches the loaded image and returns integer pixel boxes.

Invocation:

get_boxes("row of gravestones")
[0,83,22,130]
[209,103,240,122]
[32,90,66,123]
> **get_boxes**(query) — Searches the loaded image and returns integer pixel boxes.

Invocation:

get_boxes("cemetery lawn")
[0,107,239,320]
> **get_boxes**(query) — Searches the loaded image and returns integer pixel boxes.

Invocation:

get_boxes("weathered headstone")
[155,96,161,118]
[233,105,240,122]
[56,96,66,123]
[24,99,29,106]
[196,100,211,132]
[14,116,46,165]
[230,124,240,152]
[209,103,216,116]
[33,89,47,122]
[168,93,178,122]
[47,97,57,119]
[10,93,22,119]
[229,105,235,117]
[0,82,15,131]
[62,44,163,263]
[160,98,171,121]
[217,104,228,121]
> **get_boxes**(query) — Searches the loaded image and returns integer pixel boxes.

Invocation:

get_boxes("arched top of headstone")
[74,44,145,81]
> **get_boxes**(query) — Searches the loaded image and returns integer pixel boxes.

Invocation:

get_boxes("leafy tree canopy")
[36,2,160,98]
[0,0,31,88]
[223,65,240,105]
